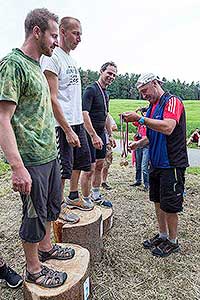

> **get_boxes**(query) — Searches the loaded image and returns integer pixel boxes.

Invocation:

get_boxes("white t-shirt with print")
[41,47,83,126]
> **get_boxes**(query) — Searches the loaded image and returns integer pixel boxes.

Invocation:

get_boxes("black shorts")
[19,159,62,243]
[149,168,186,213]
[87,130,107,163]
[56,124,91,179]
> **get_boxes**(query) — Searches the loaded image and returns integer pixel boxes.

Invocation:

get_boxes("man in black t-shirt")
[81,62,117,207]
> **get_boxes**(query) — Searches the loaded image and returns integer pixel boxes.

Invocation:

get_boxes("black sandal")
[25,265,67,288]
[38,244,75,262]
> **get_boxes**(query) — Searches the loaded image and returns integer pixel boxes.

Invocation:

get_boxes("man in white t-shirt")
[41,17,93,223]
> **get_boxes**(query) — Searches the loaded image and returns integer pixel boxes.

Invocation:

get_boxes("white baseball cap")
[136,73,163,89]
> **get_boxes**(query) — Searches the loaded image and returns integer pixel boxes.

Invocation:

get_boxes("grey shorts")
[19,159,62,243]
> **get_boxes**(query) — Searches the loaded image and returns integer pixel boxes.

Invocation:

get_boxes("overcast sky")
[1,0,200,83]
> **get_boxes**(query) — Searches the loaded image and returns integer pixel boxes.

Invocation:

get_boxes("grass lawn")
[109,99,200,136]
[186,167,200,175]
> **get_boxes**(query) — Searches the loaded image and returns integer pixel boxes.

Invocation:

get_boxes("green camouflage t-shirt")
[0,48,57,166]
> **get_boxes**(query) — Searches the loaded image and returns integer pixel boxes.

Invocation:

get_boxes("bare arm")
[44,70,80,147]
[82,111,103,149]
[105,114,116,148]
[0,101,32,194]
[105,114,112,136]
[129,136,149,150]
[123,111,176,135]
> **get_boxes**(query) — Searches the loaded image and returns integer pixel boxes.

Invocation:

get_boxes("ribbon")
[120,114,129,166]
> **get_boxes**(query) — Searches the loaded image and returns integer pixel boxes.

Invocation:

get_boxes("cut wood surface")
[23,244,90,300]
[100,207,113,235]
[53,206,103,263]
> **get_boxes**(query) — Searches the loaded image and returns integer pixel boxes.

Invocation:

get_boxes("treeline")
[80,69,200,100]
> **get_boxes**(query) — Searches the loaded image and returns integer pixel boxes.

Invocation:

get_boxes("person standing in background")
[130,107,149,191]
[101,114,118,190]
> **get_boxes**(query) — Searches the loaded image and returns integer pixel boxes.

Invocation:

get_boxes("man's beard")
[40,40,53,57]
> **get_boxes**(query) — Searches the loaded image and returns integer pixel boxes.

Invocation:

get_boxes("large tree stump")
[100,207,113,235]
[53,206,103,263]
[23,244,90,300]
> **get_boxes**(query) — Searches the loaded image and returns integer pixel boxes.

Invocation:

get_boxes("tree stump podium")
[53,206,103,263]
[100,207,113,235]
[23,244,90,300]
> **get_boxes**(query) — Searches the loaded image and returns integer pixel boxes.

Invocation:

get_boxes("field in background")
[109,99,200,136]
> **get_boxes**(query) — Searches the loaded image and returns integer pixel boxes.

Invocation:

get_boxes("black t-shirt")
[82,82,109,133]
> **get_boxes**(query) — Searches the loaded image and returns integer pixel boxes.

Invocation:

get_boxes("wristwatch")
[138,116,145,125]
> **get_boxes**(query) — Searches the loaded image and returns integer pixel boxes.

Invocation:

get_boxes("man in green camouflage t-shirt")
[0,8,75,288]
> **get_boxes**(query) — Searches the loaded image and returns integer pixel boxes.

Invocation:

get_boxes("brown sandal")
[38,244,75,262]
[25,265,67,288]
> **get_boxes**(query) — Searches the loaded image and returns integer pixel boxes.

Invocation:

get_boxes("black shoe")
[143,233,165,249]
[152,239,180,257]
[130,182,141,187]
[0,265,23,288]
[102,182,112,190]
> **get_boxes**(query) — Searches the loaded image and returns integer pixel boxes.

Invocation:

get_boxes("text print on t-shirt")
[66,66,79,85]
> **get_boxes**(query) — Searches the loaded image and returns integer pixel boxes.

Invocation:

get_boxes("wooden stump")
[100,207,113,235]
[53,206,103,263]
[23,244,90,300]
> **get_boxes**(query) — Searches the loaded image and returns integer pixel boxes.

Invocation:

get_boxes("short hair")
[59,17,80,30]
[25,8,59,38]
[100,61,117,72]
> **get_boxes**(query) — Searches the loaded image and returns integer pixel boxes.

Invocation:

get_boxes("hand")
[65,129,81,148]
[12,166,32,195]
[128,141,139,151]
[122,112,140,123]
[109,136,116,148]
[91,134,103,150]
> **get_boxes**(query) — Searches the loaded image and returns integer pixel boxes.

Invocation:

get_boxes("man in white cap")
[123,73,188,257]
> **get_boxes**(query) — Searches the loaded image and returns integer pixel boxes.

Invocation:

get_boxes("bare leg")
[38,222,52,252]
[81,163,95,197]
[22,242,41,274]
[102,146,112,183]
[92,159,104,187]
[154,203,168,234]
[61,178,65,201]
[166,212,178,240]
[70,170,81,192]
[102,166,109,183]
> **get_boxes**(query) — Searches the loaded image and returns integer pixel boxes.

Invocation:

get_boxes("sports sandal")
[25,265,67,288]
[38,244,75,262]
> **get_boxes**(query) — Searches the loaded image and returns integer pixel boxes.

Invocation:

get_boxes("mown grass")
[109,99,200,137]
[1,157,199,300]
[187,167,200,175]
